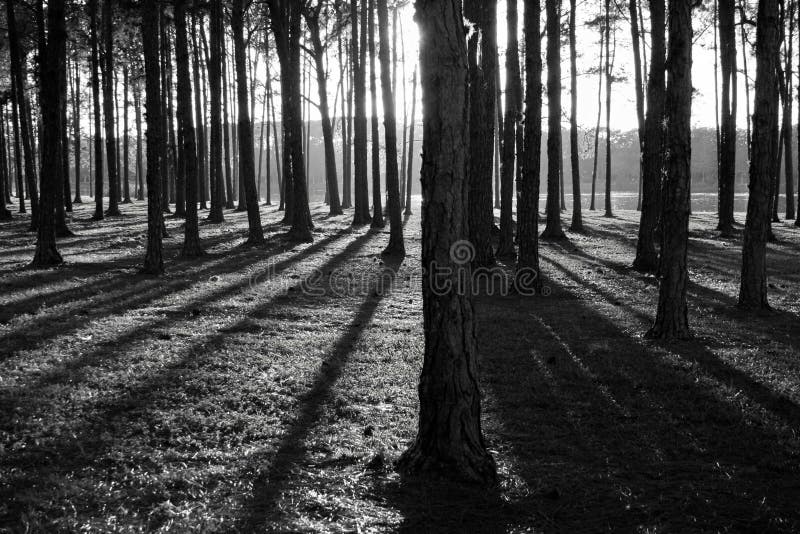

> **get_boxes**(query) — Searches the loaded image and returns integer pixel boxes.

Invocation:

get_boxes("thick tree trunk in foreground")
[633,0,665,272]
[739,0,779,310]
[175,0,204,257]
[568,0,582,232]
[398,0,496,485]
[718,0,738,235]
[541,0,565,240]
[232,0,265,245]
[497,0,521,257]
[517,0,542,286]
[141,0,164,274]
[32,0,66,267]
[464,0,497,267]
[377,0,404,255]
[647,0,692,340]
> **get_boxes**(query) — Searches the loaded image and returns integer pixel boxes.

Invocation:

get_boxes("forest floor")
[1,200,799,533]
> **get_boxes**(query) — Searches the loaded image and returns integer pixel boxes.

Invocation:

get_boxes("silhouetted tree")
[541,0,565,240]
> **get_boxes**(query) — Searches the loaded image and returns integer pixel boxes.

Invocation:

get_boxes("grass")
[0,200,799,532]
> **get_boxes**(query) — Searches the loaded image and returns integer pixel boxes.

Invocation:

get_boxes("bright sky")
[277,1,762,134]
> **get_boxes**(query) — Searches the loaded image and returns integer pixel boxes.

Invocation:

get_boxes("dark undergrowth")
[1,201,798,532]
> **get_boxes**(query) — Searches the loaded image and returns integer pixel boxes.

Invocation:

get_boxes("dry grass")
[0,201,798,532]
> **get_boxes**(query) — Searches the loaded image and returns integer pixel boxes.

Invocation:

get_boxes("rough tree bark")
[517,0,542,285]
[398,0,496,485]
[718,0,738,235]
[207,0,225,223]
[647,0,693,340]
[102,0,121,216]
[377,0,404,255]
[405,67,417,215]
[739,0,779,310]
[368,0,384,228]
[497,0,522,257]
[633,0,666,273]
[351,0,371,224]
[569,0,582,232]
[541,0,565,239]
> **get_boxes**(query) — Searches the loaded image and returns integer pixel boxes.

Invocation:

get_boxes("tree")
[497,0,521,257]
[717,0,738,235]
[404,67,417,215]
[781,0,795,221]
[541,0,565,240]
[175,0,205,257]
[603,0,614,218]
[739,0,780,310]
[517,0,542,281]
[141,0,165,274]
[32,0,66,267]
[351,0,371,225]
[207,0,225,223]
[232,0,266,245]
[368,0,384,228]
[633,0,666,273]
[629,0,645,214]
[568,0,582,232]
[268,0,313,242]
[464,0,497,267]
[647,0,693,340]
[102,0,121,216]
[590,11,603,212]
[377,0,404,255]
[398,0,496,485]
[303,2,343,217]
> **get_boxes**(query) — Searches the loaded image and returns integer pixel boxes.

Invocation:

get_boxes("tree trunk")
[221,36,235,210]
[377,0,403,255]
[88,0,104,220]
[633,0,665,273]
[497,0,521,256]
[269,0,313,241]
[464,0,497,267]
[9,84,26,213]
[784,0,795,221]
[340,30,352,209]
[135,85,145,202]
[55,35,72,237]
[541,0,565,239]
[367,0,384,228]
[405,68,417,215]
[629,0,645,214]
[351,0,371,224]
[568,0,582,231]
[305,7,343,216]
[739,0,779,310]
[718,0,738,235]
[398,0,496,485]
[175,0,205,257]
[122,66,132,203]
[590,15,604,212]
[72,57,83,204]
[232,0,265,245]
[647,0,693,340]
[191,7,208,210]
[141,0,164,274]
[603,0,614,218]
[0,107,12,220]
[62,56,72,214]
[102,0,121,216]
[32,0,66,267]
[517,0,542,284]
[207,0,225,223]
[7,0,39,222]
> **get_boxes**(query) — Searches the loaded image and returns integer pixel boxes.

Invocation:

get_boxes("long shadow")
[241,252,404,529]
[476,282,800,531]
[0,227,356,363]
[0,227,385,529]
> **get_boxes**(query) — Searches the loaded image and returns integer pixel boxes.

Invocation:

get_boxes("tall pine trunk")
[398,0,496,485]
[464,0,497,267]
[377,0,403,255]
[718,0,738,235]
[368,0,384,228]
[405,68,417,215]
[497,0,522,256]
[568,0,582,231]
[633,0,665,273]
[541,0,565,239]
[207,0,225,223]
[647,0,693,340]
[351,0,371,224]
[629,0,645,214]
[102,0,121,216]
[739,0,780,310]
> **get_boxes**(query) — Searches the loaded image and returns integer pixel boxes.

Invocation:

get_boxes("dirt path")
[1,204,798,532]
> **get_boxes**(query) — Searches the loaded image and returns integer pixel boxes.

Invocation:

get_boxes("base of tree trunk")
[105,207,122,217]
[569,222,584,233]
[287,227,313,243]
[245,233,267,247]
[73,197,83,204]
[55,225,75,238]
[225,201,235,210]
[206,214,224,224]
[122,199,132,204]
[180,242,205,259]
[370,218,385,229]
[139,263,164,276]
[403,207,412,216]
[381,241,405,257]
[645,319,690,341]
[91,211,104,221]
[31,247,63,268]
[397,442,497,486]
[328,207,344,216]
[0,210,12,221]
[540,227,567,241]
